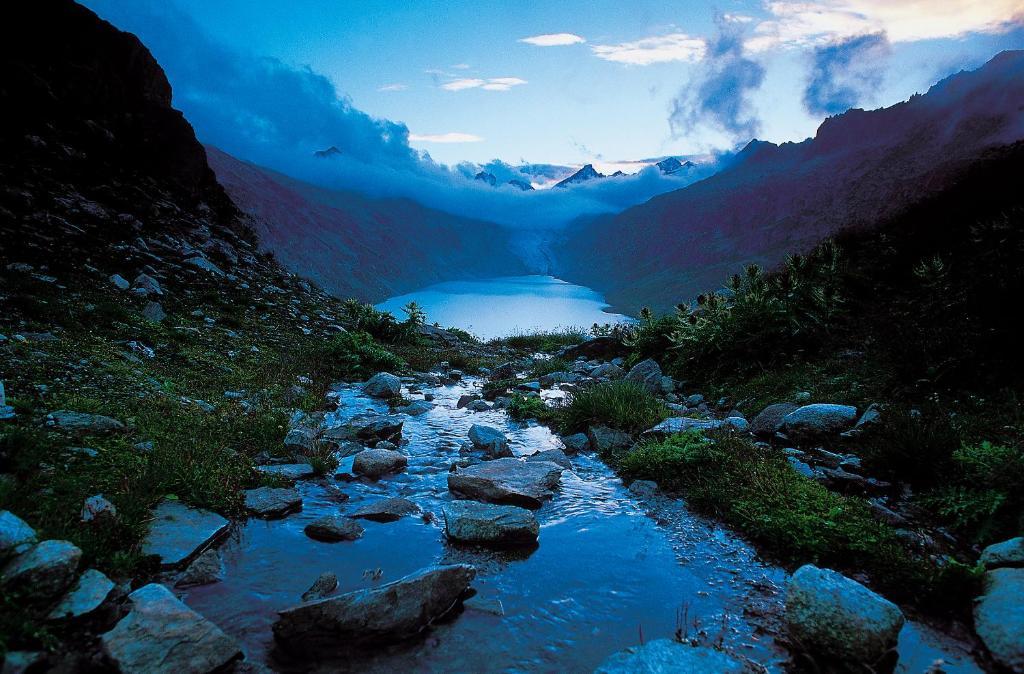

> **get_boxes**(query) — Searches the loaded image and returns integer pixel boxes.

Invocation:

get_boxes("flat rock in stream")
[594,639,745,673]
[244,487,302,518]
[527,448,572,470]
[257,463,315,481]
[141,500,229,570]
[273,564,475,655]
[352,448,408,479]
[348,497,419,523]
[305,515,364,542]
[442,501,539,546]
[448,458,563,509]
[101,583,242,673]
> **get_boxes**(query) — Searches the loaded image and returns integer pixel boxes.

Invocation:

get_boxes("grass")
[528,357,573,378]
[489,327,587,354]
[558,380,668,435]
[507,394,556,422]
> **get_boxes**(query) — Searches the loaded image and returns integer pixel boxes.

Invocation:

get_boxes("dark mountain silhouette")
[555,164,605,188]
[474,171,497,186]
[656,157,694,175]
[556,51,1024,313]
[314,146,342,159]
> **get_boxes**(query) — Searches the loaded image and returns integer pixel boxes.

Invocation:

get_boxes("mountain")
[656,157,694,175]
[507,179,535,191]
[314,146,342,159]
[556,51,1024,313]
[474,171,497,186]
[555,163,605,188]
[207,147,528,301]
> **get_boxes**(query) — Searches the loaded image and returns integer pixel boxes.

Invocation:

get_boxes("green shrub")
[529,357,572,378]
[339,299,418,344]
[559,381,668,434]
[306,331,405,379]
[491,328,587,353]
[444,326,479,343]
[507,394,554,422]
[859,407,960,486]
[482,378,516,398]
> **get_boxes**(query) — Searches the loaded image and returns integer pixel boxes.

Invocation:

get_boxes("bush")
[507,394,554,422]
[306,331,405,379]
[859,407,960,486]
[529,357,572,378]
[559,381,668,434]
[338,299,418,345]
[491,328,587,353]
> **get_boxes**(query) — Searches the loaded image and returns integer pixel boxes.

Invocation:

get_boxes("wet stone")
[349,497,419,523]
[302,572,338,602]
[244,487,302,518]
[141,500,229,569]
[448,458,563,509]
[442,501,540,546]
[175,549,224,588]
[304,515,364,542]
[48,568,116,620]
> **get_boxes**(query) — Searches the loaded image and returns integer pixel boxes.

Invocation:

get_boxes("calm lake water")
[376,275,630,339]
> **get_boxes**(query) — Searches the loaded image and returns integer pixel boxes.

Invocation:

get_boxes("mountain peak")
[313,146,342,159]
[555,163,605,188]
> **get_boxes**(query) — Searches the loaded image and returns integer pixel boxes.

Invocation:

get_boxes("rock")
[363,372,402,399]
[723,416,750,432]
[0,511,37,560]
[257,463,315,481]
[516,381,541,393]
[81,494,117,523]
[174,549,224,588]
[349,497,419,523]
[374,440,398,451]
[185,255,225,276]
[352,449,408,479]
[305,515,364,542]
[273,565,475,655]
[538,371,581,388]
[448,458,563,509]
[527,448,572,470]
[854,403,882,430]
[644,417,722,436]
[442,501,539,546]
[627,480,659,497]
[556,337,625,361]
[587,426,633,455]
[244,487,302,518]
[560,433,590,455]
[417,324,462,345]
[101,583,241,673]
[283,426,318,453]
[0,651,46,672]
[468,424,511,458]
[590,363,625,379]
[140,301,166,323]
[302,572,338,602]
[457,394,480,409]
[465,400,491,412]
[624,358,663,393]
[785,564,904,665]
[132,273,163,296]
[341,415,405,444]
[463,594,504,616]
[490,362,516,380]
[109,274,130,290]
[396,400,432,416]
[48,568,115,620]
[594,639,745,674]
[974,567,1024,672]
[141,500,229,569]
[1,540,81,601]
[45,410,125,436]
[980,537,1024,570]
[782,404,859,440]
[685,393,705,406]
[750,403,799,437]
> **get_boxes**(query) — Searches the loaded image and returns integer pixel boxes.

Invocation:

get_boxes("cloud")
[748,0,1024,52]
[482,77,528,91]
[669,18,766,142]
[378,83,408,92]
[442,77,527,91]
[408,132,484,143]
[442,78,486,91]
[519,33,586,47]
[451,63,471,69]
[591,33,706,65]
[803,32,891,116]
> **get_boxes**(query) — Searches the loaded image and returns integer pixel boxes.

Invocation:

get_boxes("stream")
[181,376,984,673]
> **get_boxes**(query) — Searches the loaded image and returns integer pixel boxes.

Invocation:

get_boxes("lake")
[376,275,631,339]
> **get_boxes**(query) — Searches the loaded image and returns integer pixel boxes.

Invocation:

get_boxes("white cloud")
[519,33,586,46]
[441,78,486,91]
[451,63,472,69]
[408,132,484,143]
[377,83,408,92]
[591,33,707,65]
[441,77,527,92]
[749,0,1024,52]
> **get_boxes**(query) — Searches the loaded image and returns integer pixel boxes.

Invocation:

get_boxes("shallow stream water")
[182,377,984,673]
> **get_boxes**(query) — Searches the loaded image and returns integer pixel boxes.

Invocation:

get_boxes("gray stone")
[305,515,364,542]
[782,404,859,439]
[645,417,723,436]
[48,569,115,620]
[465,400,492,412]
[442,501,539,546]
[109,274,130,290]
[527,448,572,470]
[273,565,475,655]
[560,433,590,455]
[396,400,432,416]
[132,273,163,296]
[257,463,315,481]
[302,572,338,602]
[490,362,516,380]
[175,549,224,588]
[349,497,419,523]
[283,427,318,453]
[980,537,1024,570]
[1,540,81,601]
[468,424,511,458]
[352,449,408,479]
[142,500,229,569]
[538,371,581,388]
[684,393,706,406]
[974,567,1024,672]
[338,415,405,444]
[785,564,904,664]
[854,403,882,430]
[594,639,745,674]
[185,256,225,276]
[363,372,402,399]
[141,301,166,323]
[624,358,663,393]
[0,511,37,560]
[45,410,125,436]
[750,403,799,437]
[245,487,302,518]
[81,494,117,523]
[448,458,563,509]
[724,416,750,432]
[101,583,241,673]
[590,363,625,379]
[587,426,633,455]
[464,594,504,616]
[457,394,480,409]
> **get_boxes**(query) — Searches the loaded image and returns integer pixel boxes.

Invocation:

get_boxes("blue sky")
[101,0,1024,168]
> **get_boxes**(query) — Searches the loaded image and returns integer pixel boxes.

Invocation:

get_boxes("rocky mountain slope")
[555,51,1024,313]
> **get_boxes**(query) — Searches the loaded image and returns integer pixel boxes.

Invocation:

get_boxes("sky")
[82,0,1024,225]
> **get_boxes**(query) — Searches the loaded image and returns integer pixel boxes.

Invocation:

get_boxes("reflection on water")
[376,275,631,339]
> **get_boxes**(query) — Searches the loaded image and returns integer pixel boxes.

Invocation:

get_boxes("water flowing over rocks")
[594,639,746,674]
[272,564,476,656]
[448,458,563,509]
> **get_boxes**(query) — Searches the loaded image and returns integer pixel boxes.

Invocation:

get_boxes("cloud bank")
[804,32,891,116]
[592,33,706,65]
[520,33,585,46]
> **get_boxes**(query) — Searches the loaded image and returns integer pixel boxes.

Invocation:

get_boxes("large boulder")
[341,415,405,444]
[448,458,563,509]
[141,500,229,570]
[349,497,419,523]
[0,510,37,560]
[45,410,125,436]
[556,337,626,361]
[527,448,572,470]
[560,433,590,455]
[273,564,475,655]
[468,424,512,458]
[1,540,81,602]
[101,583,242,673]
[980,537,1024,570]
[624,359,663,393]
[352,448,408,479]
[750,403,799,437]
[244,487,302,518]
[782,404,858,440]
[587,426,633,455]
[594,639,745,673]
[442,501,539,546]
[305,515,364,542]
[49,568,116,620]
[974,567,1024,672]
[363,372,402,399]
[785,564,904,665]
